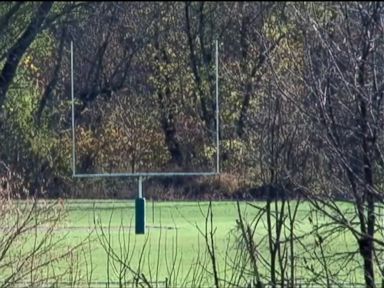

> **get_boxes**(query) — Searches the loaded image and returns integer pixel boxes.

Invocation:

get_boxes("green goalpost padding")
[135,197,146,234]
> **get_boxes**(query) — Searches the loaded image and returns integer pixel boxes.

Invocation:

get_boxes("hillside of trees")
[1,2,383,202]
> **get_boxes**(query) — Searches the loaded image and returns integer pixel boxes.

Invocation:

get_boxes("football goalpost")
[70,40,220,234]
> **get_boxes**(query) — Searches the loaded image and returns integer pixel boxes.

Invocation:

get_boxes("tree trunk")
[0,2,53,107]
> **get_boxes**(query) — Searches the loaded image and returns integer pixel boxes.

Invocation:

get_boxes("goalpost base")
[135,197,146,234]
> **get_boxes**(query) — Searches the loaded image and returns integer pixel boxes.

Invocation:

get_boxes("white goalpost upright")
[70,40,220,234]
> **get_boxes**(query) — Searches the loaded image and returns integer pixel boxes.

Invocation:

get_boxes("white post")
[215,40,220,174]
[71,41,76,176]
[139,176,143,198]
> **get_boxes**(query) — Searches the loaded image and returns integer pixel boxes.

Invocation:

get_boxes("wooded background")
[0,1,383,202]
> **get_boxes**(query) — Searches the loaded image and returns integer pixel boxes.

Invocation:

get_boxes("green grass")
[56,200,365,286]
[3,199,379,286]
[63,201,247,284]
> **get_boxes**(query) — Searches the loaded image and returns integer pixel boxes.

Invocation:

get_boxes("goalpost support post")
[135,176,145,234]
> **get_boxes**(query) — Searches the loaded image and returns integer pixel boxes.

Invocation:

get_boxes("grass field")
[2,199,377,287]
[63,201,251,285]
[55,200,366,287]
